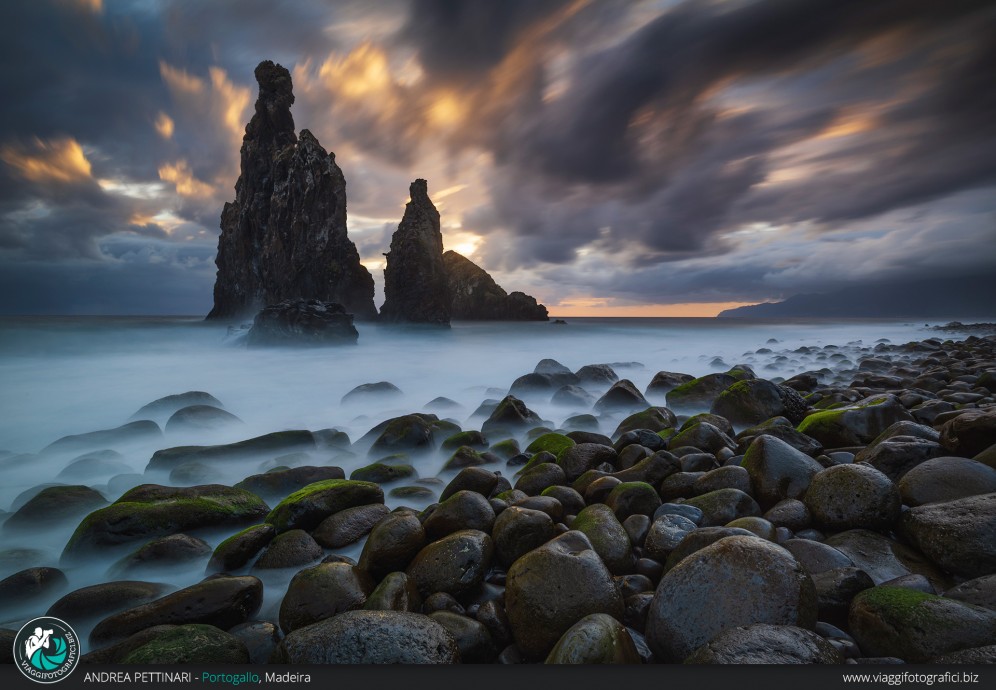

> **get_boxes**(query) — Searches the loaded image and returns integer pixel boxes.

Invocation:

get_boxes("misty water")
[0,315,964,646]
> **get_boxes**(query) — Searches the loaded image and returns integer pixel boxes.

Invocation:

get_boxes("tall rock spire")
[207,60,376,321]
[380,179,452,325]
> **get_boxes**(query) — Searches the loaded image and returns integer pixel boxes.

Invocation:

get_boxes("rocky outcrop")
[380,180,451,325]
[246,299,358,346]
[443,251,548,321]
[208,61,375,321]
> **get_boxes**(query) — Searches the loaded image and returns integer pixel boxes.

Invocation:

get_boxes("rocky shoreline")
[1,329,995,665]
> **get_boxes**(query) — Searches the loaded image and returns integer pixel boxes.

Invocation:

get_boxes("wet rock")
[367,415,436,456]
[278,562,374,632]
[594,380,650,413]
[742,434,824,508]
[380,180,451,324]
[165,405,243,434]
[235,467,348,503]
[685,624,842,664]
[782,539,854,577]
[492,506,556,568]
[357,512,427,580]
[849,587,996,662]
[576,364,620,386]
[423,490,496,540]
[48,581,174,627]
[736,420,824,457]
[558,443,617,482]
[647,535,818,662]
[901,492,996,579]
[440,467,504,500]
[764,499,811,531]
[130,391,223,421]
[63,484,268,562]
[406,529,493,598]
[939,409,996,458]
[147,430,316,471]
[342,381,403,404]
[265,479,382,532]
[41,420,162,456]
[604,482,662,521]
[552,385,595,408]
[711,379,787,428]
[207,524,276,573]
[208,61,374,321]
[57,450,131,481]
[898,457,996,506]
[120,624,249,664]
[271,610,459,664]
[812,566,875,628]
[666,373,738,412]
[312,503,390,548]
[684,488,761,527]
[89,576,263,646]
[693,465,751,495]
[429,611,498,663]
[805,464,901,531]
[505,531,624,659]
[253,529,323,570]
[644,514,698,563]
[246,299,359,346]
[944,575,996,611]
[2,485,107,533]
[645,371,694,397]
[824,529,950,589]
[668,422,736,455]
[854,437,944,482]
[544,613,640,664]
[111,534,212,577]
[481,396,542,437]
[796,395,914,447]
[363,571,421,612]
[514,463,566,495]
[0,567,69,619]
[229,621,281,664]
[573,504,636,575]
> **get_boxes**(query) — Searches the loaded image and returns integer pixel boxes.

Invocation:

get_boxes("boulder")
[685,624,842,664]
[444,250,547,320]
[406,529,493,598]
[206,524,276,573]
[939,410,996,458]
[901,493,996,579]
[265,479,382,532]
[796,395,913,447]
[741,435,824,508]
[898,457,996,506]
[119,624,249,664]
[278,563,374,632]
[710,379,786,428]
[804,464,901,532]
[544,613,640,664]
[646,535,818,662]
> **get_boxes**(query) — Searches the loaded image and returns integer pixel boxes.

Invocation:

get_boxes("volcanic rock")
[208,61,375,320]
[444,250,547,320]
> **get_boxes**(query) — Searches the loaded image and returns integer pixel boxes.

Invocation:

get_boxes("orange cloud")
[0,137,93,184]
[154,112,174,139]
[158,160,214,198]
[208,67,251,145]
[159,61,205,94]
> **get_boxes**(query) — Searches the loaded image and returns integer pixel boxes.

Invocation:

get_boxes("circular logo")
[13,617,80,684]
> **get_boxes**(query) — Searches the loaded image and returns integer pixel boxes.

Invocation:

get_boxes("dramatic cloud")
[0,0,994,315]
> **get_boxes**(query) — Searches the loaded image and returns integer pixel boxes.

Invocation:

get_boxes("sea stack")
[380,179,451,325]
[443,250,548,320]
[207,61,376,321]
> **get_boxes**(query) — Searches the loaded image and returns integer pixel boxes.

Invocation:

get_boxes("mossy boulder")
[441,430,489,451]
[805,464,901,532]
[684,488,761,527]
[130,391,222,421]
[62,484,269,562]
[146,430,316,471]
[42,420,162,456]
[120,624,249,664]
[368,415,436,456]
[265,479,383,533]
[594,380,650,413]
[666,373,737,412]
[234,465,345,501]
[711,379,787,429]
[545,613,640,664]
[349,462,416,483]
[604,481,662,521]
[558,443,617,482]
[482,396,542,436]
[253,529,323,570]
[406,529,494,598]
[526,433,575,457]
[668,422,736,455]
[363,572,421,613]
[796,395,913,448]
[357,512,426,580]
[488,438,521,460]
[612,407,677,438]
[206,524,276,573]
[443,446,490,470]
[312,503,390,549]
[492,506,557,568]
[572,504,636,574]
[165,405,243,434]
[111,534,212,577]
[849,587,996,662]
[422,490,496,540]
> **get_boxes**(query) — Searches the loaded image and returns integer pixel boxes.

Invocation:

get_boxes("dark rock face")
[246,299,358,346]
[443,250,548,321]
[380,180,451,325]
[208,61,375,321]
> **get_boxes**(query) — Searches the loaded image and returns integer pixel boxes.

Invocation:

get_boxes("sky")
[0,0,994,316]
